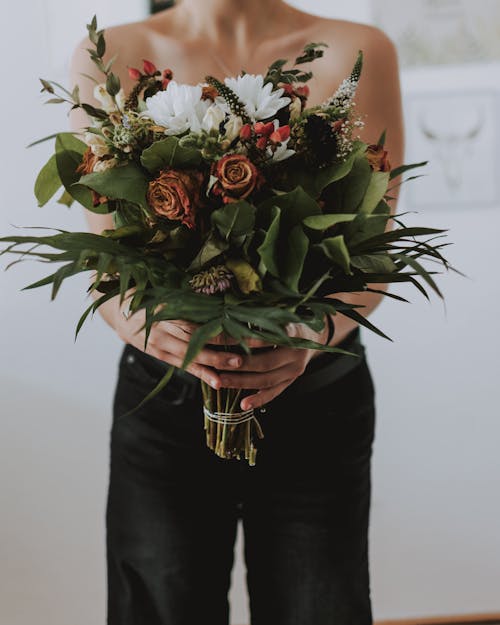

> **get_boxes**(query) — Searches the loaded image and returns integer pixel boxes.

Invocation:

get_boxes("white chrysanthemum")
[143,81,211,136]
[267,120,295,163]
[223,74,290,121]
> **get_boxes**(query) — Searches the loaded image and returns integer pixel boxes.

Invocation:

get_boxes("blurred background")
[0,1,499,624]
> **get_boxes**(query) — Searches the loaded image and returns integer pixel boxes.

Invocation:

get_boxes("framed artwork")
[150,0,174,13]
[372,0,500,67]
[404,90,500,208]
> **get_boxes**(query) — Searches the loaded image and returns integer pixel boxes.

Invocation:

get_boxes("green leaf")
[54,133,106,212]
[320,235,351,274]
[57,189,74,207]
[182,319,223,369]
[116,366,176,420]
[283,225,309,291]
[392,252,443,298]
[189,232,228,270]
[140,137,203,172]
[34,154,62,206]
[358,171,390,214]
[212,200,256,241]
[350,253,397,273]
[256,205,281,276]
[390,161,428,180]
[226,258,262,294]
[259,186,321,230]
[105,72,121,97]
[303,213,360,230]
[78,162,149,209]
[294,142,367,196]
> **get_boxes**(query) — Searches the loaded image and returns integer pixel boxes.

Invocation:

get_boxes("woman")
[70,1,403,623]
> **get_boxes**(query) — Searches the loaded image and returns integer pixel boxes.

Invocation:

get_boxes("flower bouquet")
[1,17,453,465]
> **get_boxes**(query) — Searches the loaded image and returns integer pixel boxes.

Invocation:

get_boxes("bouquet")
[0,17,453,466]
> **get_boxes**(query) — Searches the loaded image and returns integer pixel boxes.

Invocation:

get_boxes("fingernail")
[210,378,219,389]
[228,357,241,368]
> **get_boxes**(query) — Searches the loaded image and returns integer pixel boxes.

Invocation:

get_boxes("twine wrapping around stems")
[203,406,255,425]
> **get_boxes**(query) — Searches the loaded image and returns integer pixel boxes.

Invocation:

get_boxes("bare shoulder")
[312,16,398,70]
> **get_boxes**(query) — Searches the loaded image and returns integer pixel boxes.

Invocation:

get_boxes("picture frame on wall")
[150,0,174,14]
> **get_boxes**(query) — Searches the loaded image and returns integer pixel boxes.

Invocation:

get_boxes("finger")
[145,344,222,390]
[236,347,295,372]
[219,363,301,390]
[154,330,244,371]
[240,379,294,410]
[158,320,199,338]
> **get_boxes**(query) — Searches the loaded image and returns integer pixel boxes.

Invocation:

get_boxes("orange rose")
[147,168,205,229]
[213,154,261,203]
[366,144,391,173]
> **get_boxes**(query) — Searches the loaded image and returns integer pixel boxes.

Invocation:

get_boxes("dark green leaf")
[256,205,281,276]
[182,319,223,368]
[212,200,256,240]
[390,161,428,180]
[320,235,351,274]
[140,137,203,172]
[78,162,149,209]
[283,225,308,291]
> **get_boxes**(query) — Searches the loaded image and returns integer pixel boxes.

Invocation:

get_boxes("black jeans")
[107,336,376,625]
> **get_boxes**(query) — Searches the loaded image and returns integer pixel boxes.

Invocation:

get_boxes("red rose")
[147,168,205,229]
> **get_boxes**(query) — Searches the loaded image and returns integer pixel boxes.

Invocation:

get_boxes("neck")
[176,0,287,48]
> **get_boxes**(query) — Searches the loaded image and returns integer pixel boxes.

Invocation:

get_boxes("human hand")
[214,322,329,411]
[113,295,269,390]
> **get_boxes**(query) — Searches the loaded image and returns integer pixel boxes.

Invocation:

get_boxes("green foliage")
[140,137,203,172]
[79,162,149,209]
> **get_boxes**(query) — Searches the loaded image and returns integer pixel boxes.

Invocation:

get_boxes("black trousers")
[107,336,376,625]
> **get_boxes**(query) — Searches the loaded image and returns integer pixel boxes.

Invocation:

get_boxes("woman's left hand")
[218,323,329,411]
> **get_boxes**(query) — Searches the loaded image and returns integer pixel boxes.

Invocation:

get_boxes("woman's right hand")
[113,297,245,390]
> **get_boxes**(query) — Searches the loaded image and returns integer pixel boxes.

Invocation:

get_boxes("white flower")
[201,103,226,133]
[93,84,125,113]
[142,81,211,136]
[267,120,295,163]
[93,157,118,172]
[223,115,243,141]
[222,74,290,121]
[84,132,110,157]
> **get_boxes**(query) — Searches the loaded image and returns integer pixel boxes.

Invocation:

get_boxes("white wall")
[1,2,499,625]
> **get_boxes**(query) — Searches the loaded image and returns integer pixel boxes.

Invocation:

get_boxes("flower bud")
[256,136,268,150]
[270,125,290,143]
[239,124,252,141]
[163,68,173,80]
[295,85,310,98]
[254,121,275,137]
[127,66,142,81]
[143,59,157,75]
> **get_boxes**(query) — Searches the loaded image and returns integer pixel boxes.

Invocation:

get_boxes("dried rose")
[212,154,262,203]
[367,144,391,173]
[76,148,108,207]
[147,168,205,229]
